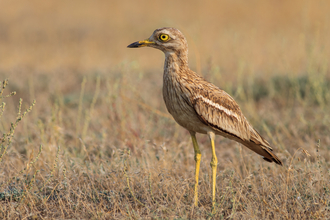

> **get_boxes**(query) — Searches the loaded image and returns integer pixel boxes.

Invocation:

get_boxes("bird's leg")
[208,131,218,209]
[190,131,201,207]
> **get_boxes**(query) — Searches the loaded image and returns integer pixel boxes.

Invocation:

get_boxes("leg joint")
[194,153,202,162]
[210,157,218,168]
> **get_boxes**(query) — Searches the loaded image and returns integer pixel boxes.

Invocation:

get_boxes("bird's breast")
[162,74,210,134]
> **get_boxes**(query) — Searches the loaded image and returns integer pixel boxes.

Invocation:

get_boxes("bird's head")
[127,27,188,56]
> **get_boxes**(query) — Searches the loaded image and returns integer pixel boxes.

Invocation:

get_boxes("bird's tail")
[239,128,283,166]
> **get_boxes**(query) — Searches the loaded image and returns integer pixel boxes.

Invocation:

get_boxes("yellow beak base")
[127,39,155,48]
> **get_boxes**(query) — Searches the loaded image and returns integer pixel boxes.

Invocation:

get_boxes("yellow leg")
[208,131,218,210]
[190,131,201,207]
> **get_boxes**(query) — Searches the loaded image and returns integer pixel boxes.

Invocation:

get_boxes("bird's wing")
[191,85,251,141]
[190,83,282,165]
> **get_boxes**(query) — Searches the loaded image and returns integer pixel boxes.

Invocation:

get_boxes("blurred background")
[1,0,329,76]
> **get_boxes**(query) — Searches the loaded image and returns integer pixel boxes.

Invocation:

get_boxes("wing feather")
[190,86,282,165]
[192,88,251,141]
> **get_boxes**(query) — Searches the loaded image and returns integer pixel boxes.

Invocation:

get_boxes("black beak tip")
[127,41,141,48]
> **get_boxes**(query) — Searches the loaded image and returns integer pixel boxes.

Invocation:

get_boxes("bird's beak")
[127,39,155,48]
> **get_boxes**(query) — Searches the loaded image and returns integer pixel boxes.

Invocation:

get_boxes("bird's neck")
[164,50,189,78]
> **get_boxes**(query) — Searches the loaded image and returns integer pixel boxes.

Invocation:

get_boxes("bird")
[127,27,282,208]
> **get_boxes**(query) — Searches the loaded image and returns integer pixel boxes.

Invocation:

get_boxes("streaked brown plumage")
[128,27,282,208]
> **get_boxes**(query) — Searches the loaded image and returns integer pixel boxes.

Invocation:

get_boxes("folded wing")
[191,86,282,165]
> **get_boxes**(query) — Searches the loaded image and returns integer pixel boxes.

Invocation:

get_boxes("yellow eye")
[159,34,170,41]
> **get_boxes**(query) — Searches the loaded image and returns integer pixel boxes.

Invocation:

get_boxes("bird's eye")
[159,34,170,41]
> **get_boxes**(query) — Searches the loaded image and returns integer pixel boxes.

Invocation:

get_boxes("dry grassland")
[0,0,330,219]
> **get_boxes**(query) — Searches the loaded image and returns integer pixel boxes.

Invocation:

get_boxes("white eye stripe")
[194,95,239,120]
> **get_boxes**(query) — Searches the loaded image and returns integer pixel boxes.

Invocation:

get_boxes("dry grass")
[1,0,330,219]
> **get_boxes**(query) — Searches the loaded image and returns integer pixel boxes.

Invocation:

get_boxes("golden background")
[1,0,329,74]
